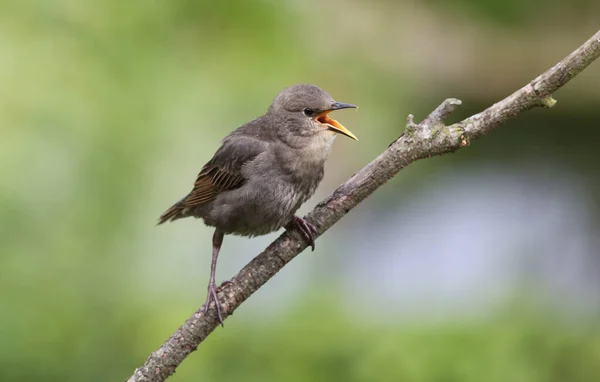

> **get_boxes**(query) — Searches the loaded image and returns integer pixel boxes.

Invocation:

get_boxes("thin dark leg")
[204,229,225,326]
[285,216,318,251]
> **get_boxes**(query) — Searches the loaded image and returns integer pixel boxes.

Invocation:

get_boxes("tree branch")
[127,30,600,382]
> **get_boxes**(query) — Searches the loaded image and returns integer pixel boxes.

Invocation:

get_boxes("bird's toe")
[287,216,317,251]
[204,282,225,326]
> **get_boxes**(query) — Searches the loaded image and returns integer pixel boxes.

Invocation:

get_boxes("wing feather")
[157,133,268,224]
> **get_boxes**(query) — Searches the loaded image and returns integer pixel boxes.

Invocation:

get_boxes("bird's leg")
[204,229,225,326]
[285,215,318,251]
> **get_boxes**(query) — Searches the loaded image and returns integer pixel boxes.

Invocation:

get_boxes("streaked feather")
[157,130,269,224]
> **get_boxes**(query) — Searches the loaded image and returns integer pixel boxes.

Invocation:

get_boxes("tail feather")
[157,196,187,225]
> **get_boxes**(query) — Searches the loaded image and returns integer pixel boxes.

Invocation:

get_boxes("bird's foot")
[286,216,318,251]
[216,279,233,292]
[203,281,224,326]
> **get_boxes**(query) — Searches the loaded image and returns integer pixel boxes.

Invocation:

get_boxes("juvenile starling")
[158,84,357,324]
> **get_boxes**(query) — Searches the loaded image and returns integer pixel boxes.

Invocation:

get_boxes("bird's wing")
[158,132,269,224]
[157,115,273,225]
[182,135,267,206]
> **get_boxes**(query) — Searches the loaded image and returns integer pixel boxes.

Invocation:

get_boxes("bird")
[158,84,358,325]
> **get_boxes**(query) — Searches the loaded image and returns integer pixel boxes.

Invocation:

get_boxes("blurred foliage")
[3,298,600,381]
[1,0,600,381]
[181,301,600,382]
[427,0,599,25]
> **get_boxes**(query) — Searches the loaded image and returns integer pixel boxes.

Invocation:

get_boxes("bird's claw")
[287,216,318,251]
[204,281,224,326]
[217,279,233,291]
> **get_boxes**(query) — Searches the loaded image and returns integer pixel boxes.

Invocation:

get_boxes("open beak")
[315,102,358,140]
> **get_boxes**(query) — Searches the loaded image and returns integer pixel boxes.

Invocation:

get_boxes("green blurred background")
[2,0,600,381]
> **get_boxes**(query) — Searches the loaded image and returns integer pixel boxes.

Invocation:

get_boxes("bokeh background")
[2,0,600,381]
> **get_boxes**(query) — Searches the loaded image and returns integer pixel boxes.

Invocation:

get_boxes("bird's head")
[268,84,358,142]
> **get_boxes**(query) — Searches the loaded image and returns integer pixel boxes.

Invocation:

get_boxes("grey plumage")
[158,84,357,324]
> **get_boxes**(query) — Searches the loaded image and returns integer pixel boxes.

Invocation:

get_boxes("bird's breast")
[207,143,329,237]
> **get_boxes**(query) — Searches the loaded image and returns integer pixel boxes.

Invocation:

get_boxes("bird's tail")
[157,196,188,225]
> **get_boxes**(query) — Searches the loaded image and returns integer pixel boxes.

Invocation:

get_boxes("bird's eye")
[303,108,315,117]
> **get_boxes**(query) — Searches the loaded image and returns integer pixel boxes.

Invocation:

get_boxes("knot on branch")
[405,114,419,131]
[541,95,557,108]
[404,98,462,137]
[460,134,470,147]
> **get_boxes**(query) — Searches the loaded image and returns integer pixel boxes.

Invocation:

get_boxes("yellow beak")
[316,102,358,140]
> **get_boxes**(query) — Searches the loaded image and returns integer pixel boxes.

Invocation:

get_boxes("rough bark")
[127,30,600,382]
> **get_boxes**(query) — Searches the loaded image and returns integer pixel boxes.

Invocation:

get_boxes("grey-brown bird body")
[158,84,357,324]
[160,115,331,236]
